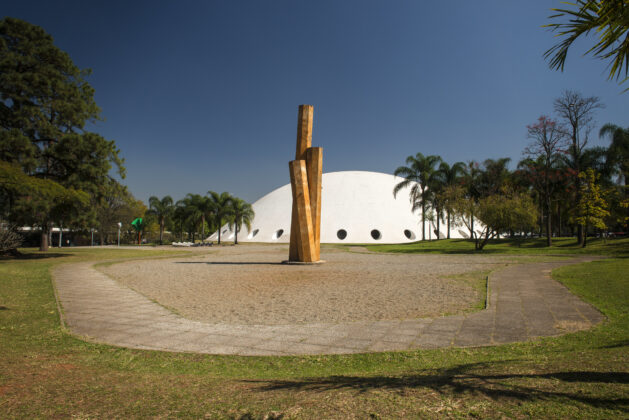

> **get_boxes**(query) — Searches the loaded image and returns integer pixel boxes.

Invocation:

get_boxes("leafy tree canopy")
[545,0,629,90]
[0,18,125,249]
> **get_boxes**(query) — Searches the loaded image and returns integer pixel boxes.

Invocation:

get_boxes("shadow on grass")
[246,362,629,412]
[174,261,285,266]
[0,252,70,260]
[597,339,629,349]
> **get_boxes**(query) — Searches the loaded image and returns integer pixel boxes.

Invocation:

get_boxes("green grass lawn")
[366,236,629,256]
[0,246,627,418]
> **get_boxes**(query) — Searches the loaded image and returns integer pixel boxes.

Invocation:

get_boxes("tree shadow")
[0,252,69,260]
[597,339,629,349]
[244,362,629,412]
[174,261,285,266]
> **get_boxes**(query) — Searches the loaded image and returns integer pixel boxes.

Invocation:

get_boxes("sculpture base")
[281,260,326,265]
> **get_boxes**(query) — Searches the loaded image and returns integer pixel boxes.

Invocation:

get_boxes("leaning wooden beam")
[289,160,316,262]
[306,147,322,261]
[289,105,314,261]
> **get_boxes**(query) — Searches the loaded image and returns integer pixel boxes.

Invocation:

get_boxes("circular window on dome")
[337,229,347,240]
[404,229,416,240]
[371,229,382,240]
[247,229,259,239]
[273,229,284,240]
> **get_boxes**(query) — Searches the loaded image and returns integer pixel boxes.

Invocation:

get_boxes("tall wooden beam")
[289,105,314,261]
[295,105,313,159]
[289,160,316,262]
[305,147,322,261]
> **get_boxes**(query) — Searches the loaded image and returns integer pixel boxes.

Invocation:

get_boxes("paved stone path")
[52,257,604,356]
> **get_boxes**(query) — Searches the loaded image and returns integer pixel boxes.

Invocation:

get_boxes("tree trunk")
[201,215,205,243]
[470,213,475,241]
[447,210,451,239]
[159,218,164,245]
[545,195,552,247]
[582,222,588,247]
[575,175,584,245]
[40,229,49,252]
[217,218,222,244]
[234,224,238,245]
[539,201,544,237]
[435,208,440,241]
[557,201,562,237]
[421,201,426,241]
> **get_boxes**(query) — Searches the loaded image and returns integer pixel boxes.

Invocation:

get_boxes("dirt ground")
[99,245,509,325]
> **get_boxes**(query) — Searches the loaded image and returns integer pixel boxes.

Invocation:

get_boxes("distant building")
[209,171,470,244]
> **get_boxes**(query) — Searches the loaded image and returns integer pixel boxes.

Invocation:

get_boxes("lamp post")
[117,222,122,247]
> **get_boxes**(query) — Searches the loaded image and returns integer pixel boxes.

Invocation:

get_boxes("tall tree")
[600,123,629,188]
[600,123,629,226]
[94,180,139,245]
[228,198,255,245]
[148,195,174,245]
[462,161,482,239]
[477,158,512,197]
[393,153,442,241]
[208,191,233,244]
[0,18,124,250]
[544,0,629,90]
[554,90,604,244]
[435,161,466,239]
[576,169,610,247]
[173,200,196,242]
[525,115,569,246]
[181,194,206,242]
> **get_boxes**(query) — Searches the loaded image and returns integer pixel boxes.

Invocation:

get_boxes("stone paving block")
[415,331,455,348]
[343,328,389,341]
[454,328,492,347]
[334,338,374,351]
[196,345,244,355]
[250,340,294,352]
[369,340,411,352]
[381,333,419,345]
[303,334,344,346]
[225,335,267,347]
[492,329,528,344]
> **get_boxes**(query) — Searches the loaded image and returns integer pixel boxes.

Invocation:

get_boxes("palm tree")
[477,158,512,197]
[462,161,482,240]
[181,194,206,242]
[172,201,189,242]
[192,194,214,242]
[393,153,442,241]
[228,198,255,245]
[208,191,233,244]
[544,1,629,90]
[147,195,174,245]
[600,123,629,189]
[435,161,466,239]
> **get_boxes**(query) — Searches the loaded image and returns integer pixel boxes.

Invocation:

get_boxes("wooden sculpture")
[288,105,322,262]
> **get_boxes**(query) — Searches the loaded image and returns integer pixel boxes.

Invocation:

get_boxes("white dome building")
[209,171,471,244]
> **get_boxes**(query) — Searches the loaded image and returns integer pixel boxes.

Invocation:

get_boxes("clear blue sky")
[4,1,628,203]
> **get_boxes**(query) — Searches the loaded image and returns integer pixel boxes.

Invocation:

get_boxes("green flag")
[131,218,143,231]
